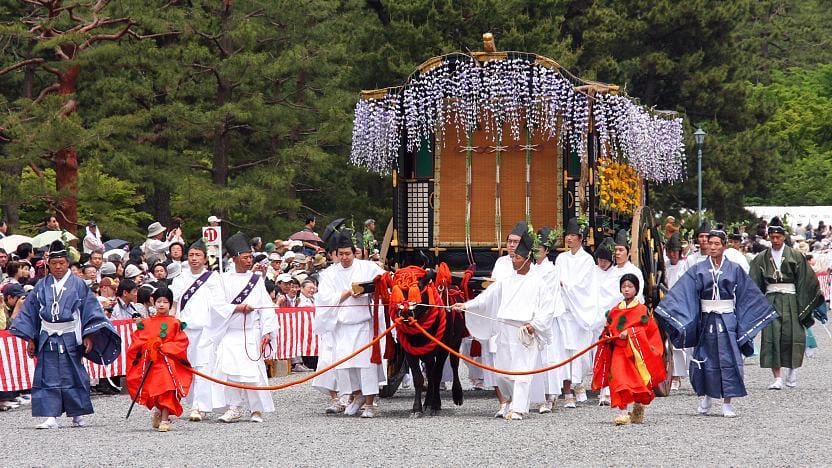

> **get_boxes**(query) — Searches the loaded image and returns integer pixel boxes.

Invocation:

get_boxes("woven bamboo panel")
[434,116,561,245]
[435,121,467,243]
[469,129,497,243]
[530,129,561,232]
[498,137,526,239]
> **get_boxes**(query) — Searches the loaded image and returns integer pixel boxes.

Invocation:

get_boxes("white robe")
[612,261,645,304]
[666,258,692,378]
[555,249,601,346]
[465,270,555,414]
[316,259,386,394]
[530,258,567,398]
[212,271,279,413]
[475,254,515,388]
[491,255,514,281]
[666,258,688,288]
[311,267,338,395]
[684,249,706,270]
[595,265,622,315]
[172,268,235,412]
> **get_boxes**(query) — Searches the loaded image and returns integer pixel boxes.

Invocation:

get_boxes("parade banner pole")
[202,225,223,274]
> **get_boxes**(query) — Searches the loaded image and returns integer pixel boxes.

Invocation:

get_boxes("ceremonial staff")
[125,358,153,420]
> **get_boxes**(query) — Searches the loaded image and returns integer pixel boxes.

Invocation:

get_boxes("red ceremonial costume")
[592,300,666,410]
[126,315,192,416]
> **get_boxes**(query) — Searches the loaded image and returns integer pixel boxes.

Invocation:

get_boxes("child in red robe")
[592,274,666,425]
[126,287,192,432]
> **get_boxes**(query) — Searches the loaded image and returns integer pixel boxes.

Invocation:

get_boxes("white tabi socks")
[35,417,59,429]
[697,396,713,415]
[785,368,797,388]
[722,402,736,418]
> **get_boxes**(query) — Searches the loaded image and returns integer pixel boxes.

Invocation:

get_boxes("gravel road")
[2,336,829,467]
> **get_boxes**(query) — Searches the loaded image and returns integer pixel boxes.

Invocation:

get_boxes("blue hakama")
[10,274,121,417]
[655,258,777,398]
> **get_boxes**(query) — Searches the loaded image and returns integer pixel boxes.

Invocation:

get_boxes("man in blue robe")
[655,229,777,418]
[10,240,121,429]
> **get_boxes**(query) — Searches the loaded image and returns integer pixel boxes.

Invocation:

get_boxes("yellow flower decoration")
[598,160,641,215]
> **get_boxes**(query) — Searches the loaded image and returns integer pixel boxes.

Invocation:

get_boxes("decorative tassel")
[371,283,384,365]
[408,285,421,305]
[436,262,452,288]
[391,285,404,309]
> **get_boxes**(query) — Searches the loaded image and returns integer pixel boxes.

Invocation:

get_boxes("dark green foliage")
[2,0,830,243]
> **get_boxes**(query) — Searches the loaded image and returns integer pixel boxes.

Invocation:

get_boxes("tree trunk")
[212,102,231,187]
[211,3,234,187]
[151,186,172,226]
[643,62,657,107]
[54,65,81,230]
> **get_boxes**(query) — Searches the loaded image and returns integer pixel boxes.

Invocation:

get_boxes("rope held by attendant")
[408,318,615,376]
[179,320,401,391]
[174,314,614,389]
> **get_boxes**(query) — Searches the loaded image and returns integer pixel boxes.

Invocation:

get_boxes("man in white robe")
[316,231,386,418]
[455,223,555,420]
[480,226,524,416]
[595,237,621,313]
[530,227,567,414]
[312,245,345,413]
[555,217,600,407]
[665,232,691,391]
[213,232,278,423]
[593,237,619,406]
[171,240,237,422]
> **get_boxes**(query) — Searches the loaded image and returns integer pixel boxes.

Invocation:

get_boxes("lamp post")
[694,128,706,225]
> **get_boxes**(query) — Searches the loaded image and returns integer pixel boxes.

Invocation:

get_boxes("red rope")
[370,272,398,364]
[395,286,446,356]
[181,320,401,391]
[409,318,615,376]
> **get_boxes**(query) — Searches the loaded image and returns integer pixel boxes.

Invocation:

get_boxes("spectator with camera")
[111,278,140,320]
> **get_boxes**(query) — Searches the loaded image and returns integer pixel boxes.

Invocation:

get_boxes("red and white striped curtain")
[817,271,831,301]
[275,307,318,360]
[0,308,320,392]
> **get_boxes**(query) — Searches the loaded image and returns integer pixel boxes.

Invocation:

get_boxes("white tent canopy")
[746,206,832,230]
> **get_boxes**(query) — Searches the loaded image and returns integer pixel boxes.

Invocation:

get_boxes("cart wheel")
[630,205,673,396]
[654,335,676,397]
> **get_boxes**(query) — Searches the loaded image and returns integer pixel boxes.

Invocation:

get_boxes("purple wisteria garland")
[350,55,686,183]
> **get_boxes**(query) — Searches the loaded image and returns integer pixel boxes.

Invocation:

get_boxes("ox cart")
[349,34,686,398]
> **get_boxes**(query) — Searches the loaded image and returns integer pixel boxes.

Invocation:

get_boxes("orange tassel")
[407,285,420,304]
[391,285,405,304]
[436,262,451,287]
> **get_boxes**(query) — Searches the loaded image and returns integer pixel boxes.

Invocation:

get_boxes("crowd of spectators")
[0,213,384,407]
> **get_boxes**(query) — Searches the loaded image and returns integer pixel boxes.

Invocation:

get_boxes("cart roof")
[350,38,686,184]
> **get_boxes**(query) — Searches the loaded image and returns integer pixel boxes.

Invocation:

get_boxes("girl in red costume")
[592,274,666,425]
[126,287,192,432]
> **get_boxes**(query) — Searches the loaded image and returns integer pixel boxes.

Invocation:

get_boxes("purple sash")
[179,270,213,311]
[231,274,261,305]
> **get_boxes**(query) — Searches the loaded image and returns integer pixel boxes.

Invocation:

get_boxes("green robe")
[749,245,823,369]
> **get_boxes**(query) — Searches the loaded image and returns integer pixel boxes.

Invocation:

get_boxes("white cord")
[411,303,522,328]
